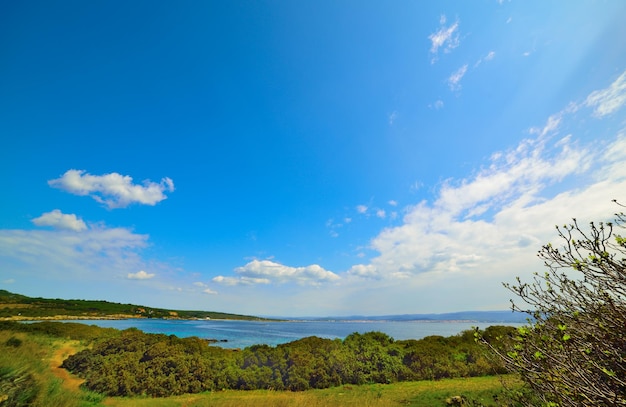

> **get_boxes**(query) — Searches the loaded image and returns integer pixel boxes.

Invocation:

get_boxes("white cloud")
[48,169,175,209]
[214,260,340,287]
[348,141,620,285]
[32,209,87,232]
[127,270,155,280]
[191,282,218,294]
[0,226,150,282]
[448,64,468,90]
[431,100,444,110]
[428,16,460,63]
[474,51,496,68]
[376,209,386,219]
[388,200,398,207]
[348,264,378,278]
[389,111,398,125]
[529,114,561,138]
[346,75,626,291]
[585,71,626,117]
[212,275,271,286]
[356,205,368,214]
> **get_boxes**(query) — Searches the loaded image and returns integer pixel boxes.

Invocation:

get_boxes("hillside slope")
[0,290,266,321]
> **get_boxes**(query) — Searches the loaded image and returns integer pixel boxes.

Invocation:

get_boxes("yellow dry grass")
[102,375,516,407]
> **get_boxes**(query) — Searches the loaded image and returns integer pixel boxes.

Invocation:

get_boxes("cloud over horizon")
[346,71,626,286]
[127,270,155,280]
[214,260,340,286]
[0,225,150,281]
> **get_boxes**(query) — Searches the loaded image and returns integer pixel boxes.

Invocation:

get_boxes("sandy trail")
[49,341,85,392]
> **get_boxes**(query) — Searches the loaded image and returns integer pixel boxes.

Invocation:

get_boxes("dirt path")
[49,341,85,392]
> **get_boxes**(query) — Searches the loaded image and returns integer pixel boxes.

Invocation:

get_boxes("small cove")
[60,318,523,349]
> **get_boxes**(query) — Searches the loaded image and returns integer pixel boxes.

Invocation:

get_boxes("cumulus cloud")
[48,169,175,209]
[347,72,626,285]
[356,205,368,214]
[585,71,626,117]
[213,260,340,286]
[32,210,87,232]
[348,137,620,282]
[448,64,468,91]
[127,270,155,280]
[429,15,460,63]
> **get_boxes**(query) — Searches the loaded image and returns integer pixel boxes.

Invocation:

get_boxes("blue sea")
[61,319,522,349]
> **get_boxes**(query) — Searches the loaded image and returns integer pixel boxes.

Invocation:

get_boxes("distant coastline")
[1,290,528,324]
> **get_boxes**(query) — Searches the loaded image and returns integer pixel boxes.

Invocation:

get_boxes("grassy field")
[101,376,515,407]
[1,329,518,406]
[0,330,104,407]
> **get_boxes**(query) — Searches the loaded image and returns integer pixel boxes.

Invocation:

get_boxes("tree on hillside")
[492,202,626,406]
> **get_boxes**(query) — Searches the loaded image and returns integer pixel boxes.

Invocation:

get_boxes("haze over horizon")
[1,1,626,317]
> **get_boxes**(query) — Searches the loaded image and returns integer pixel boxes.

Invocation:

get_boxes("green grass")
[103,375,519,407]
[0,331,104,407]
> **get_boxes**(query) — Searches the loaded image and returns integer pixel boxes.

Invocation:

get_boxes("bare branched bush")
[488,202,626,406]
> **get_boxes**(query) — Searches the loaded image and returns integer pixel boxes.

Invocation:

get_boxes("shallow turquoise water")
[62,318,522,349]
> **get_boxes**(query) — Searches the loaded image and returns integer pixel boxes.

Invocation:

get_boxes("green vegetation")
[59,323,514,397]
[102,376,521,407]
[0,320,519,406]
[0,289,268,321]
[0,328,104,406]
[484,205,626,406]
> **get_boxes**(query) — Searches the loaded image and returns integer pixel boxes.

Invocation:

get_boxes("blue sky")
[1,1,626,316]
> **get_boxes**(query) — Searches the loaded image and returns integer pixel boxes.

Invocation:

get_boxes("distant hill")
[0,290,268,321]
[284,310,528,323]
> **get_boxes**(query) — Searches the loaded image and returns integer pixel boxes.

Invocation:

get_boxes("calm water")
[62,319,522,349]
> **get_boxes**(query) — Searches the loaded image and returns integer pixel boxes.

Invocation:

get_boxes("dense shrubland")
[58,324,515,397]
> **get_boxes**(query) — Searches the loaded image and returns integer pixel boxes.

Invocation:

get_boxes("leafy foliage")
[489,204,626,406]
[60,325,513,397]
